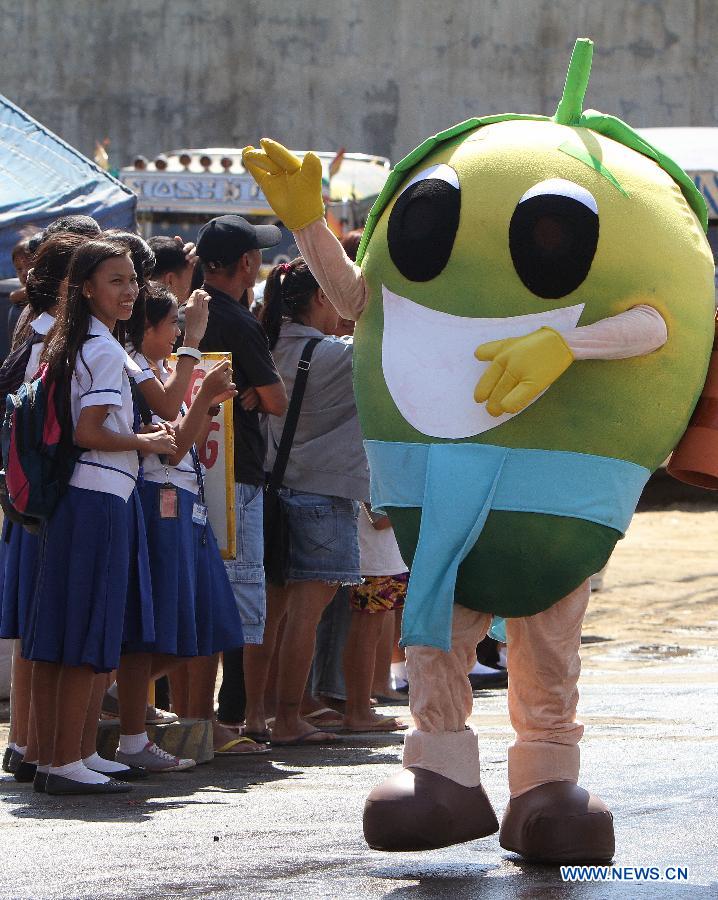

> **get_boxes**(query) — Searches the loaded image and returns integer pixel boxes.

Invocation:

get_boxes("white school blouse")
[26,312,55,379]
[69,317,149,501]
[358,504,408,578]
[130,353,201,496]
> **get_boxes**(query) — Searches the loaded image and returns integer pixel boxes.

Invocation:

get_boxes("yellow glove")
[474,327,574,417]
[242,139,325,232]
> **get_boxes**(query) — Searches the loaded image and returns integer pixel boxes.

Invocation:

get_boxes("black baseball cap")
[196,215,281,267]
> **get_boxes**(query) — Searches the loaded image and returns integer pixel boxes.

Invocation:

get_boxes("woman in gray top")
[244,258,369,746]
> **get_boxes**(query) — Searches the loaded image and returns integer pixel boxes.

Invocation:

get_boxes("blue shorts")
[223,483,265,645]
[280,489,360,584]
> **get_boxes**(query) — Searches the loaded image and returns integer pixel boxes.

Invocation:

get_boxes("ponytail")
[260,257,318,350]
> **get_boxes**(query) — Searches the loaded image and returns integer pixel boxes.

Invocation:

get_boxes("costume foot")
[363,767,499,851]
[500,782,615,863]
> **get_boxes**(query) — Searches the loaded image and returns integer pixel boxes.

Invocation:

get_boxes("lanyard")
[177,403,205,504]
[132,393,144,485]
[189,443,205,505]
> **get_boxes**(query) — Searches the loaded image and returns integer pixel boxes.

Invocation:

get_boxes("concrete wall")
[2,0,716,167]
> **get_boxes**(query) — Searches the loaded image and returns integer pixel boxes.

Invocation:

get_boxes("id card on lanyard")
[189,444,208,538]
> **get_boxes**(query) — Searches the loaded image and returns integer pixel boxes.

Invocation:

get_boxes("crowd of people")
[0,211,505,798]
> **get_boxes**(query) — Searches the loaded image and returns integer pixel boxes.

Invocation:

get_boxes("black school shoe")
[2,746,13,772]
[33,771,48,793]
[101,766,149,782]
[6,749,23,774]
[45,774,133,796]
[14,761,37,783]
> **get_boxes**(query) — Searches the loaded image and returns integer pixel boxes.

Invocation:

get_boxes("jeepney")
[119,148,390,273]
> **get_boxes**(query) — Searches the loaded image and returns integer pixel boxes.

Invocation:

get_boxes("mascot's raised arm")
[243,38,715,863]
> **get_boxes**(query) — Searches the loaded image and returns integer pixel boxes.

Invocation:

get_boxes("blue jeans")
[223,482,265,645]
[311,585,352,700]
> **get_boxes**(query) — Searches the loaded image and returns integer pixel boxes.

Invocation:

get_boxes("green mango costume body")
[243,40,715,862]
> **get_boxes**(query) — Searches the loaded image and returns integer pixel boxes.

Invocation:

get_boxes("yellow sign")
[170,352,236,559]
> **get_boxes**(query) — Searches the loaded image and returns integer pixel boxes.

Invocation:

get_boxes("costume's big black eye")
[509,179,599,299]
[388,164,460,282]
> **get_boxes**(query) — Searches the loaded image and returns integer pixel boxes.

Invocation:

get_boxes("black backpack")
[0,332,44,411]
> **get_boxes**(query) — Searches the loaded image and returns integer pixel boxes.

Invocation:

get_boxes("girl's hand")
[198,359,235,403]
[211,387,239,406]
[183,289,211,346]
[137,424,178,457]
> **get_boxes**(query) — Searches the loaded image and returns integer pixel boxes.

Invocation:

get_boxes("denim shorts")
[280,489,360,584]
[223,482,266,645]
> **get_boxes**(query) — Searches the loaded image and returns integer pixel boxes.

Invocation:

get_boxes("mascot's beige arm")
[295,219,368,320]
[297,219,667,357]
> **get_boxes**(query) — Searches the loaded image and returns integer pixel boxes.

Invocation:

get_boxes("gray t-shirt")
[265,321,369,501]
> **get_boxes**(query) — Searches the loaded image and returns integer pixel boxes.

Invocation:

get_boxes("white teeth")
[381,285,584,439]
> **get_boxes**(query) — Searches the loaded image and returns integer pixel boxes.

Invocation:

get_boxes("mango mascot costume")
[243,39,715,862]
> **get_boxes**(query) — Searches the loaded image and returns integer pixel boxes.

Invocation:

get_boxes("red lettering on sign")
[200,421,220,469]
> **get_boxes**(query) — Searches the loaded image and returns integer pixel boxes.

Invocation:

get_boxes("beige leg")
[403,604,492,786]
[505,579,590,797]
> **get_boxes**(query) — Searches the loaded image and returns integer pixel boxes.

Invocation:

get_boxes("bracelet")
[176,346,202,361]
[207,404,221,417]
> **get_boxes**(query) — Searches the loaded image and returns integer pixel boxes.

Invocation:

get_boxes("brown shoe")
[363,767,499,851]
[500,781,615,863]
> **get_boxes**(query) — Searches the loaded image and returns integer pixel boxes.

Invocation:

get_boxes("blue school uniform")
[127,355,243,656]
[21,317,155,673]
[0,312,54,640]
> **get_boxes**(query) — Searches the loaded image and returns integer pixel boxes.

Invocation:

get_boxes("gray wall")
[3,0,717,167]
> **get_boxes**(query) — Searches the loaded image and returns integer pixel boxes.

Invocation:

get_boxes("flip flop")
[303,707,345,727]
[240,728,271,744]
[270,729,344,748]
[214,737,270,756]
[342,718,409,734]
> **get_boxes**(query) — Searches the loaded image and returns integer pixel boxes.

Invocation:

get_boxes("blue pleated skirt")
[22,486,155,673]
[129,482,243,656]
[0,519,40,640]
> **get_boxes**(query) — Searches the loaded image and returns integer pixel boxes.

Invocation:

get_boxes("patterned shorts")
[350,572,408,613]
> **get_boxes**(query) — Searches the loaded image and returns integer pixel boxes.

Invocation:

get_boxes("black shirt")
[199,284,281,486]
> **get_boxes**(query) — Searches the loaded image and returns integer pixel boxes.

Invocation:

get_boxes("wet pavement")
[0,654,716,899]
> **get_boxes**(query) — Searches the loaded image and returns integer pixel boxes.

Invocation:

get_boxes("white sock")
[83,752,130,774]
[498,645,508,669]
[118,732,149,754]
[390,661,407,681]
[7,742,17,752]
[107,682,119,699]
[37,764,50,774]
[24,759,39,766]
[16,745,27,757]
[469,660,501,675]
[49,760,109,784]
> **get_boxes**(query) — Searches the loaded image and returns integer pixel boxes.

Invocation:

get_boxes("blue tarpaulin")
[0,95,136,278]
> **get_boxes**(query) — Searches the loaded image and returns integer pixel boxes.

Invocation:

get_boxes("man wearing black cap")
[196,215,288,726]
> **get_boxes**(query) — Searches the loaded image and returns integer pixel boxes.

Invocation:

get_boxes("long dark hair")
[42,240,131,387]
[260,257,319,349]
[25,233,89,317]
[126,282,176,352]
[102,231,155,347]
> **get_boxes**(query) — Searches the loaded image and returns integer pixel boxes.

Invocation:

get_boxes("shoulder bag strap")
[267,337,322,489]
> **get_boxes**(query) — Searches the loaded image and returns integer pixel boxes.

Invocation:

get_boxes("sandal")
[271,729,343,748]
[303,707,345,727]
[214,737,270,756]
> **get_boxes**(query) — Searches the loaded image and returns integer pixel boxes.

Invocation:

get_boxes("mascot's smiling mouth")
[381,285,584,439]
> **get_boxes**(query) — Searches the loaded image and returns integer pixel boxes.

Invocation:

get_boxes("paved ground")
[1,503,717,898]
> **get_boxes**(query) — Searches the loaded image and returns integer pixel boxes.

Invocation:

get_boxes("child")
[21,240,177,796]
[0,232,90,781]
[118,284,254,768]
[343,503,408,732]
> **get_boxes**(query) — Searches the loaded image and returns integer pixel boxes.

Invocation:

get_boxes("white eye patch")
[519,178,598,214]
[402,163,460,194]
